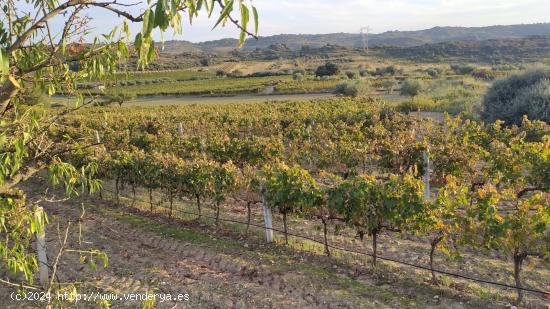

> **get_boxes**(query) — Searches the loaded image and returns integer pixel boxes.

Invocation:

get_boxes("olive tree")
[400,79,424,98]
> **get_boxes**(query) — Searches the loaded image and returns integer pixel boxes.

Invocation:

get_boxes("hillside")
[382,35,550,63]
[159,23,550,53]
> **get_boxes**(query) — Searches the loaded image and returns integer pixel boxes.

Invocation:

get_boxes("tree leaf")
[0,48,8,78]
[143,9,155,36]
[212,0,234,30]
[252,6,259,35]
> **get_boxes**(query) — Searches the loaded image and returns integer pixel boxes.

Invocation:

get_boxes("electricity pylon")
[360,26,371,54]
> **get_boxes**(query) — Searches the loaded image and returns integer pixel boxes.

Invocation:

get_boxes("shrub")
[396,97,437,113]
[334,81,370,97]
[216,70,226,77]
[426,68,442,78]
[292,72,304,81]
[384,65,397,76]
[482,69,550,125]
[373,65,399,76]
[105,93,135,106]
[359,69,368,77]
[400,79,424,97]
[246,71,285,78]
[380,79,397,94]
[200,58,210,67]
[315,62,340,77]
[451,64,475,75]
[492,64,516,72]
[472,68,496,81]
[230,69,244,77]
[345,71,357,79]
[68,60,80,72]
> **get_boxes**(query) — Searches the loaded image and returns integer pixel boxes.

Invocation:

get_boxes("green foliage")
[106,76,291,96]
[57,97,550,302]
[134,0,259,68]
[292,72,304,81]
[230,69,244,77]
[264,163,318,215]
[482,69,550,125]
[315,62,340,77]
[401,78,486,117]
[104,93,136,106]
[0,0,260,295]
[426,68,443,78]
[20,87,47,106]
[400,79,424,97]
[334,81,370,97]
[451,64,476,75]
[385,36,550,63]
[472,68,496,80]
[264,163,319,244]
[328,174,425,265]
[380,79,397,94]
[344,71,357,79]
[396,97,438,113]
[373,66,398,76]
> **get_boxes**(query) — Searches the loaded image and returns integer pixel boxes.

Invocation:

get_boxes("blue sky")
[49,0,550,42]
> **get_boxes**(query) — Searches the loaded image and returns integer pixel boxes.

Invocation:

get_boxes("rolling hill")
[159,23,550,53]
[382,35,550,63]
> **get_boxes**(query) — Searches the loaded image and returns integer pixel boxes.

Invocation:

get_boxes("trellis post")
[423,150,430,201]
[262,192,274,243]
[178,122,184,136]
[95,130,101,144]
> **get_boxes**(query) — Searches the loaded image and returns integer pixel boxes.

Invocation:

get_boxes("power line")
[101,188,549,297]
